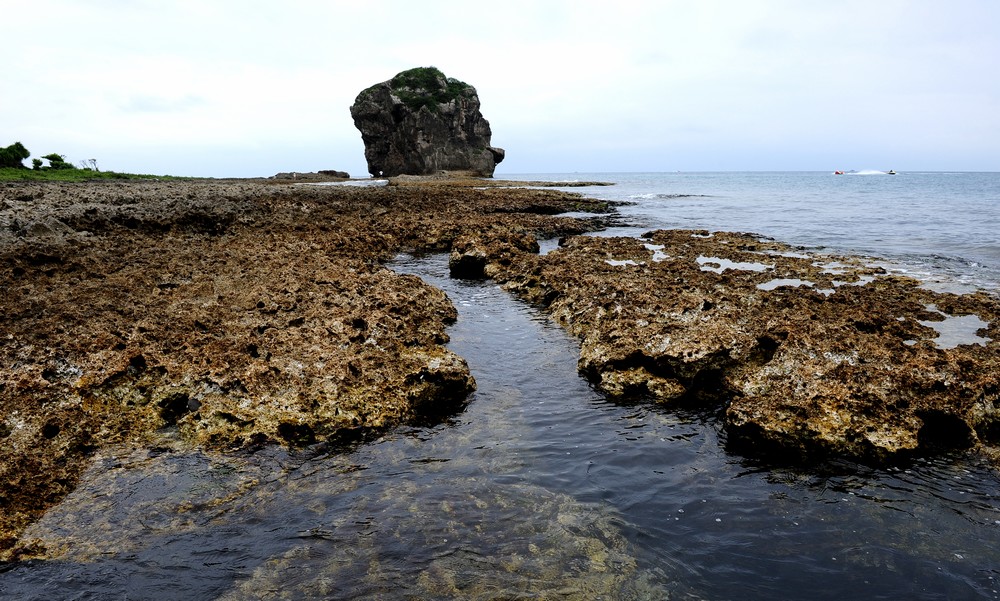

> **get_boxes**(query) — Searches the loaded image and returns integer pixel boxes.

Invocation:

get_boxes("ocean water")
[505,171,1000,292]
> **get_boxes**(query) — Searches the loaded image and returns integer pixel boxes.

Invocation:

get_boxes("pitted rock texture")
[351,67,504,177]
[475,229,1000,465]
[0,177,610,559]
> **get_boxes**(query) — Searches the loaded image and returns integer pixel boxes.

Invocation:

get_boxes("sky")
[3,0,998,177]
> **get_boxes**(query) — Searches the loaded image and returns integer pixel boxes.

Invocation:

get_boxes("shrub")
[0,142,30,169]
[388,66,473,112]
[41,153,75,170]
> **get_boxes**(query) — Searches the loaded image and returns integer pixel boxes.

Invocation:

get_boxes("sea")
[2,171,1000,600]
[503,170,1000,293]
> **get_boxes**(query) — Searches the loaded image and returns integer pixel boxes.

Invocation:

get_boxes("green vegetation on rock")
[385,66,474,112]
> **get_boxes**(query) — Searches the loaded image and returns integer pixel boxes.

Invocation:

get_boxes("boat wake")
[849,169,893,176]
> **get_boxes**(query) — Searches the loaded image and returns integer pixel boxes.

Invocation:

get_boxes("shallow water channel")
[3,252,1000,599]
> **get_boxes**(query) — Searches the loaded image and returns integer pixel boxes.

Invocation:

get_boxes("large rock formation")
[350,67,505,177]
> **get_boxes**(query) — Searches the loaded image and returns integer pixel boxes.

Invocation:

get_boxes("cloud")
[121,95,207,114]
[2,0,997,175]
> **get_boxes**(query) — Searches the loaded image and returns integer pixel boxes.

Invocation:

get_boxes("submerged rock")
[18,441,652,599]
[350,67,505,177]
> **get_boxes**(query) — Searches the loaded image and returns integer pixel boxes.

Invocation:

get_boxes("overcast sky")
[3,1,998,177]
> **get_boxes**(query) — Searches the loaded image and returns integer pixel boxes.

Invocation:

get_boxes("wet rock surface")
[478,229,1000,465]
[0,177,610,558]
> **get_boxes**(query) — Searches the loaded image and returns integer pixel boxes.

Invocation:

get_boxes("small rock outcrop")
[270,170,350,180]
[350,67,505,178]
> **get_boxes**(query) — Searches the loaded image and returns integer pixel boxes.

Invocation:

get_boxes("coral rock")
[479,229,1000,465]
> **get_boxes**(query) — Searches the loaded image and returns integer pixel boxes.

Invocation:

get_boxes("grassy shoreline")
[0,168,189,182]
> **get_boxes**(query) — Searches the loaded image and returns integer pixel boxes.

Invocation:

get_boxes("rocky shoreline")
[2,177,999,561]
[0,177,612,559]
[452,228,1000,464]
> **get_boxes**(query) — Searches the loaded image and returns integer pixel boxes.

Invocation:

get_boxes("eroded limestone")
[477,229,1000,465]
[0,177,609,558]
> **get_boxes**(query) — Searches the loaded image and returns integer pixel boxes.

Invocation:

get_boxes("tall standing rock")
[350,67,505,177]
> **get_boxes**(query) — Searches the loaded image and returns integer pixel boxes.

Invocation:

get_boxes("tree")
[41,153,75,170]
[0,142,30,169]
